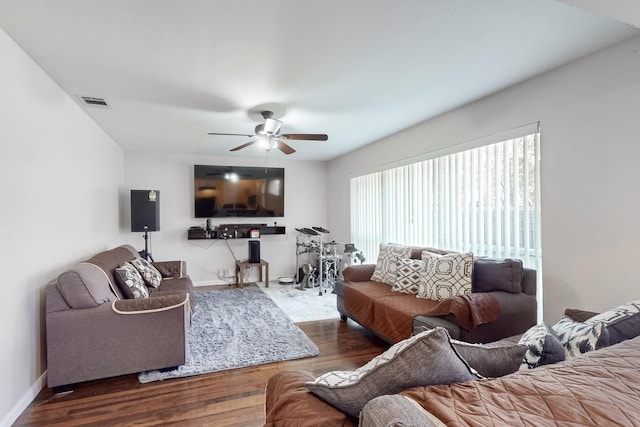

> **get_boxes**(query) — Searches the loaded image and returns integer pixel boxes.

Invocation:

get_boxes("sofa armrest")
[112,294,189,314]
[342,264,376,282]
[152,260,186,278]
[360,395,436,427]
[46,298,188,388]
[413,315,461,340]
[564,308,599,322]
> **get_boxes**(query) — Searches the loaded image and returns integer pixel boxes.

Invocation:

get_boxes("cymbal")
[302,227,319,236]
[325,240,343,245]
[296,227,319,236]
[312,226,330,233]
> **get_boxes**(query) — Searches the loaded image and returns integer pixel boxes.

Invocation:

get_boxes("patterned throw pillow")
[305,328,480,417]
[114,262,149,299]
[518,323,566,369]
[130,257,162,288]
[552,316,608,357]
[417,251,473,301]
[585,299,640,345]
[391,258,424,294]
[370,244,412,285]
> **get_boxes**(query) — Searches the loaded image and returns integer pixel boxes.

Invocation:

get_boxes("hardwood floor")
[15,319,388,426]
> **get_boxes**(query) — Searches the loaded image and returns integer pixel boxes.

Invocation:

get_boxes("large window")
[350,130,541,271]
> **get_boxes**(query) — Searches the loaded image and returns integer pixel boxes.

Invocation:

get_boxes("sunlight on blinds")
[350,132,541,270]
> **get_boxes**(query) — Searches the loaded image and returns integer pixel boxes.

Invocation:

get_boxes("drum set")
[294,226,344,295]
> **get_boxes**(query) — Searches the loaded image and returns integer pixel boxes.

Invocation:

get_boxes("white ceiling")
[0,0,638,161]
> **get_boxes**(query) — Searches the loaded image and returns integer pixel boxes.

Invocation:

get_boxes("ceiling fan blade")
[208,132,255,137]
[275,139,296,155]
[281,133,328,141]
[230,140,257,152]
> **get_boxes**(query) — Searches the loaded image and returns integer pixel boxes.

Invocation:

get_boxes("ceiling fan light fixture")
[257,135,270,149]
[263,118,282,135]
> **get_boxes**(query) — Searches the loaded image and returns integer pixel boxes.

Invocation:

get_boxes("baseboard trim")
[1,370,46,427]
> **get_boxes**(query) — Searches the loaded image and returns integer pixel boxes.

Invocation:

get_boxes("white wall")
[0,29,124,426]
[122,152,329,284]
[328,35,640,323]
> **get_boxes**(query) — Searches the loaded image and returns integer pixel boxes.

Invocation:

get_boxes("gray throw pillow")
[472,258,523,293]
[518,323,566,369]
[451,339,527,377]
[305,328,480,417]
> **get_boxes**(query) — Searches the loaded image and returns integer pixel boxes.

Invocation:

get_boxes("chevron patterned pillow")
[391,258,425,294]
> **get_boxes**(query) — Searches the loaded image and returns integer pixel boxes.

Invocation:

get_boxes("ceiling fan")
[208,110,328,155]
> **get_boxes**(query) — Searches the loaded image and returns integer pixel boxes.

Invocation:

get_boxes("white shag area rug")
[258,281,340,323]
[138,287,319,383]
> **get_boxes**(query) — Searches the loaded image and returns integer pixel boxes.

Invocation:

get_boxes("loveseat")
[336,245,537,344]
[45,244,195,392]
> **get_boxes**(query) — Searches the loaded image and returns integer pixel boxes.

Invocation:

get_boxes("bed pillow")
[370,244,412,285]
[518,323,566,369]
[114,262,149,299]
[451,339,527,377]
[391,258,424,294]
[417,251,473,301]
[552,316,608,357]
[305,328,480,417]
[584,300,640,345]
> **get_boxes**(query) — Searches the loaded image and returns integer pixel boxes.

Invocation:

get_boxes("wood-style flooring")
[14,317,388,426]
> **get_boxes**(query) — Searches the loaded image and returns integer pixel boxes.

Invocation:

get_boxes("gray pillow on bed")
[305,328,480,417]
[451,339,528,377]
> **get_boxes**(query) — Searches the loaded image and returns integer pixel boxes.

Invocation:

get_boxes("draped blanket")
[402,336,640,426]
[344,281,499,343]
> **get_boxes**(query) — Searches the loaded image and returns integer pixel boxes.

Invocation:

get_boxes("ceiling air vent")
[77,95,111,108]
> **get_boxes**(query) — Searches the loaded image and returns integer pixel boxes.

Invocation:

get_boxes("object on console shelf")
[188,228,207,239]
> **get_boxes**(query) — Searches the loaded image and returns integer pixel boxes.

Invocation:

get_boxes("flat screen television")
[194,165,285,218]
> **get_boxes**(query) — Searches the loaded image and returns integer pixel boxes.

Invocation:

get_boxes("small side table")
[235,259,269,288]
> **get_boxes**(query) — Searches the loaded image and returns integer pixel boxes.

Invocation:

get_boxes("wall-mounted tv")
[194,165,285,218]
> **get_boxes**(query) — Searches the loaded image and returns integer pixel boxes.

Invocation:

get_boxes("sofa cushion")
[57,263,117,309]
[305,328,479,417]
[552,316,608,357]
[130,257,162,288]
[451,339,527,377]
[418,251,473,301]
[114,262,149,299]
[390,258,424,295]
[370,244,412,285]
[518,323,566,369]
[584,299,640,345]
[473,258,523,293]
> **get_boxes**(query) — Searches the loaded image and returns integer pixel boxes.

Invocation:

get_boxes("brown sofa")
[45,244,194,392]
[336,246,537,344]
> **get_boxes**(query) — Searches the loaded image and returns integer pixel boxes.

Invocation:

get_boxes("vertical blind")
[350,132,541,270]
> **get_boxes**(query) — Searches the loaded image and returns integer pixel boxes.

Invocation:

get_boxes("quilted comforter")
[402,335,640,426]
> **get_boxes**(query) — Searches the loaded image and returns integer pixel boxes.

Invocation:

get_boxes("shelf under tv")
[187,224,286,240]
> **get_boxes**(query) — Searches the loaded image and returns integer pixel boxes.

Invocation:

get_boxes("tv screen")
[194,165,285,218]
